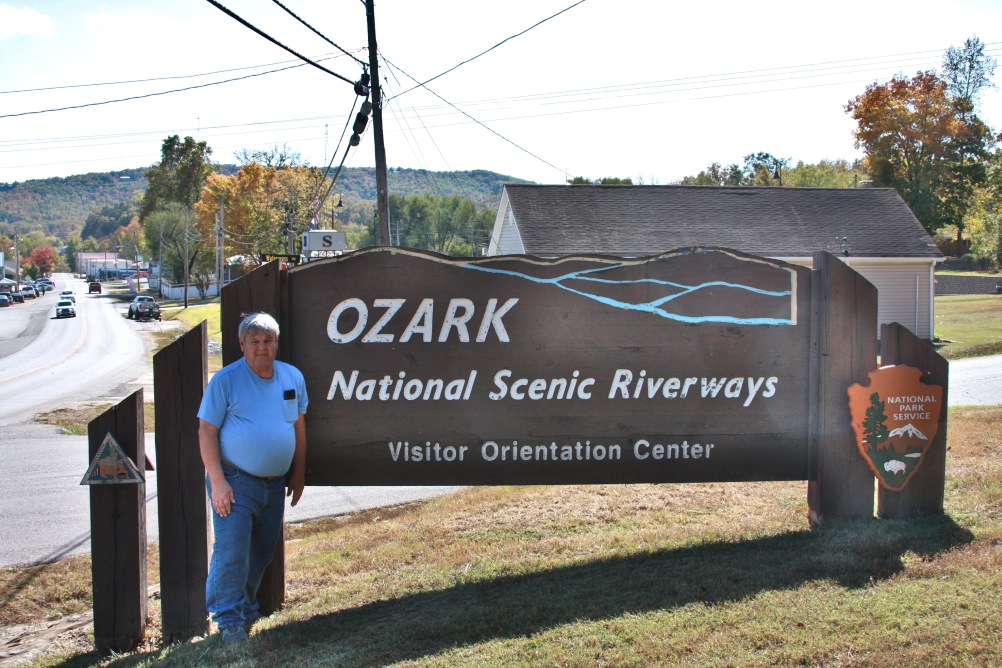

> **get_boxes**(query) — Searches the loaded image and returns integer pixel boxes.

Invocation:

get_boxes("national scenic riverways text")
[327,368,779,407]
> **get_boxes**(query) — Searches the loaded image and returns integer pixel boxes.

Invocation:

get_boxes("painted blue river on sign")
[463,262,795,326]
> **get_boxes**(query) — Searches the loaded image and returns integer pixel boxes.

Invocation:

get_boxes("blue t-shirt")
[197,357,309,477]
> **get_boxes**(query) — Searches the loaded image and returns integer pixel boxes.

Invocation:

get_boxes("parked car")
[59,290,76,303]
[0,294,9,307]
[36,278,53,290]
[128,295,161,320]
[21,286,37,299]
[88,282,102,294]
[55,299,76,318]
[8,291,23,304]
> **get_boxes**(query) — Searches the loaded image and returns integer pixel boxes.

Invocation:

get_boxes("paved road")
[947,353,1002,406]
[0,275,458,567]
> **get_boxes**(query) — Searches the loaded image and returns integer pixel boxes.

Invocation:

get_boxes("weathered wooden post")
[807,251,879,524]
[86,390,147,653]
[219,260,287,614]
[877,322,949,518]
[154,322,210,641]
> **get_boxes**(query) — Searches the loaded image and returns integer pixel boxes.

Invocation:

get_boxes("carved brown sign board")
[284,247,813,486]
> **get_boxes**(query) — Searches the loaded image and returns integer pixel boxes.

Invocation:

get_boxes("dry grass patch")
[34,402,157,435]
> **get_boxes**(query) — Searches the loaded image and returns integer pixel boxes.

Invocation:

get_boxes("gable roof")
[494,185,942,259]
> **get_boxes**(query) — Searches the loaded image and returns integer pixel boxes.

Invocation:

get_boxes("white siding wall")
[487,194,525,256]
[781,257,935,339]
[498,209,525,254]
[849,261,934,339]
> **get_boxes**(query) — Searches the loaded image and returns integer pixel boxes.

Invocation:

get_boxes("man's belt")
[223,461,285,483]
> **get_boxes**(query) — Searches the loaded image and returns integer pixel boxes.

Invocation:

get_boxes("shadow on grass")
[66,514,972,667]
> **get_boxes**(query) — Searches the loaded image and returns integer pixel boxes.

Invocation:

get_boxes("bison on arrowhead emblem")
[847,365,943,492]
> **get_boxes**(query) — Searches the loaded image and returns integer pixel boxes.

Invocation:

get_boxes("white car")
[59,290,76,303]
[55,299,76,318]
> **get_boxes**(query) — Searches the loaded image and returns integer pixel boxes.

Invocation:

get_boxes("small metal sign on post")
[81,432,144,485]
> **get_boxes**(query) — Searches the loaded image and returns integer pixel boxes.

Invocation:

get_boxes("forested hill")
[0,166,531,237]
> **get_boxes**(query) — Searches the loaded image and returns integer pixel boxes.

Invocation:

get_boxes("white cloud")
[0,3,56,41]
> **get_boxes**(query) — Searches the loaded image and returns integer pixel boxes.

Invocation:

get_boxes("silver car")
[55,299,76,318]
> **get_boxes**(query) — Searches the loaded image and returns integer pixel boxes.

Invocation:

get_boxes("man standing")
[197,312,308,644]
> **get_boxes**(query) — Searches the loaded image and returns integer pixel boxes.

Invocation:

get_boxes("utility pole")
[12,227,19,281]
[366,0,391,245]
[183,206,189,309]
[218,196,225,295]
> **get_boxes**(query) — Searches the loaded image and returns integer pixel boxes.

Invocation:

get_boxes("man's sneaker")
[221,625,248,645]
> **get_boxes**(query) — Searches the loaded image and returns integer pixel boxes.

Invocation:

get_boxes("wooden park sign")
[284,247,815,486]
[100,246,951,648]
[97,247,949,648]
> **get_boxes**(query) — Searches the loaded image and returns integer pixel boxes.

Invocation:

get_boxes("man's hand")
[199,419,234,517]
[211,479,235,517]
[287,470,305,507]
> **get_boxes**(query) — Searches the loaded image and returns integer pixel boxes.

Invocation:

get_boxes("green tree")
[785,159,866,188]
[142,204,186,284]
[141,136,214,218]
[964,149,1002,268]
[677,163,744,186]
[62,235,82,272]
[863,392,890,451]
[567,176,634,185]
[81,201,135,241]
[943,36,997,117]
[141,136,213,302]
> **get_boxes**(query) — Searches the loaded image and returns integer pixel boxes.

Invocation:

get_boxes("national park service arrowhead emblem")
[847,365,943,492]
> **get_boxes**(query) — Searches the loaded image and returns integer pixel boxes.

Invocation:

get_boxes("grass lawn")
[934,294,1002,359]
[3,407,1001,667]
[161,299,222,344]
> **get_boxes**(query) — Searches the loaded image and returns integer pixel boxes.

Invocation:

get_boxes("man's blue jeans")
[206,464,286,631]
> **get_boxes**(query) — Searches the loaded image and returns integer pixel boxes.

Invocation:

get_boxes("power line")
[382,55,564,174]
[269,0,368,67]
[0,61,309,120]
[0,57,312,95]
[388,0,588,102]
[203,0,358,86]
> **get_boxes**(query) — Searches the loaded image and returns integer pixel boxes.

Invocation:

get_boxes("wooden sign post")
[154,323,210,642]
[85,390,147,653]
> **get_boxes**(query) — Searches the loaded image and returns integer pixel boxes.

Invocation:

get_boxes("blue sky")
[1,0,1000,185]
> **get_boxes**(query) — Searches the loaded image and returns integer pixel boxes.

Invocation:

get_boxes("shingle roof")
[503,185,942,259]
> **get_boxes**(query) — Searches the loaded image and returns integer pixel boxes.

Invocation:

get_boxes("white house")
[488,185,943,339]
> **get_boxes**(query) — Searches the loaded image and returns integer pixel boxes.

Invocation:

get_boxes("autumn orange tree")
[26,244,59,277]
[194,163,329,270]
[845,69,995,237]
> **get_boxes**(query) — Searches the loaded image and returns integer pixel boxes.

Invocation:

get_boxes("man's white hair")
[239,312,280,340]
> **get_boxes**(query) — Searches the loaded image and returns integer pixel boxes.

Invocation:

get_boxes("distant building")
[76,252,129,280]
[489,185,943,339]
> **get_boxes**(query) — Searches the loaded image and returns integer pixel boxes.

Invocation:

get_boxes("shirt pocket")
[283,399,299,423]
